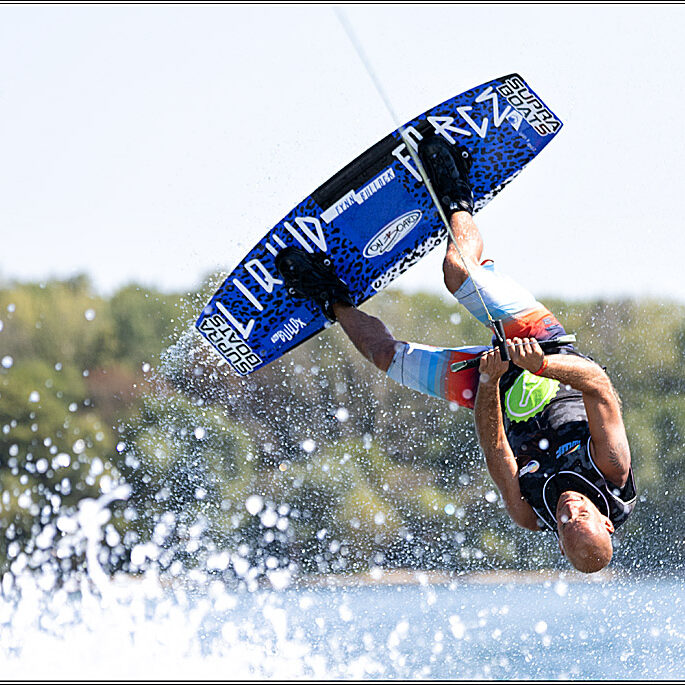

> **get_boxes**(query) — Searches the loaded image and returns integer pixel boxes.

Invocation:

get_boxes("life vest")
[498,348,637,535]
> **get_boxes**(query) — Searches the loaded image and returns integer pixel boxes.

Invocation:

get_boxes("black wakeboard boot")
[417,134,474,217]
[275,246,354,322]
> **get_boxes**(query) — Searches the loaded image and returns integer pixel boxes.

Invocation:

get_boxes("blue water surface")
[203,574,684,679]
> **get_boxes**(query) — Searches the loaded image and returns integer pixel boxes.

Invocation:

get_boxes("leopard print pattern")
[197,74,562,374]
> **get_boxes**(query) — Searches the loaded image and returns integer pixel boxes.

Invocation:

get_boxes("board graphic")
[196,74,563,375]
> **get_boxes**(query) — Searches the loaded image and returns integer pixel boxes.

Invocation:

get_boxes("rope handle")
[449,334,577,373]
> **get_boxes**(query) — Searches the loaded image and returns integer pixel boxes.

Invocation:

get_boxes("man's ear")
[558,538,565,557]
[604,517,615,534]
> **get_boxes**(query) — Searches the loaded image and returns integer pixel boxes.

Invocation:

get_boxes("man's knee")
[372,339,401,372]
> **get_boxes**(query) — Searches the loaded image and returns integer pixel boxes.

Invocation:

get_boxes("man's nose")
[565,500,582,516]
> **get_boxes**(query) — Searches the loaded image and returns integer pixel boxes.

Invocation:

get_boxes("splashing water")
[1,290,683,680]
[1,534,684,680]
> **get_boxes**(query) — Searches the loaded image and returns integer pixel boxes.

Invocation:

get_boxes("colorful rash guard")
[386,259,638,534]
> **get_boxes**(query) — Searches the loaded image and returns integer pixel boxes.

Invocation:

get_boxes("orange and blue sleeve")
[385,260,567,409]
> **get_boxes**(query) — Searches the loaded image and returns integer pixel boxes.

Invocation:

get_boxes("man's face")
[556,490,615,569]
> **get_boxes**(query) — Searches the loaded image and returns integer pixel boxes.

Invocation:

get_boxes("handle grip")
[492,319,510,362]
[450,334,577,373]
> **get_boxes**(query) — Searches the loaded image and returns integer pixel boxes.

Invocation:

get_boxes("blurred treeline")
[0,274,683,579]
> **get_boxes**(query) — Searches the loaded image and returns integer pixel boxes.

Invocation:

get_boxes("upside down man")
[275,134,637,573]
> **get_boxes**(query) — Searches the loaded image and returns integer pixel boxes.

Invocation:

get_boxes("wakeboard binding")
[417,134,474,216]
[275,246,354,322]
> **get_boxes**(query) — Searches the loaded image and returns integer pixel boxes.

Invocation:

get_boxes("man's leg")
[330,209,485,375]
[442,211,484,293]
[275,243,486,407]
[447,241,567,343]
[418,133,566,343]
[332,303,400,373]
[275,246,402,373]
[441,207,565,343]
[328,301,485,408]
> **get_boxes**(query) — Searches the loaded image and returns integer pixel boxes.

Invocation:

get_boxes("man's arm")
[475,351,540,531]
[509,338,631,487]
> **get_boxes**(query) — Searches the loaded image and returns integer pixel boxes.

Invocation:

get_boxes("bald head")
[556,491,615,573]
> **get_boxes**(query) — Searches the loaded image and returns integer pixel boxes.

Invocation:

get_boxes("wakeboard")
[196,73,563,375]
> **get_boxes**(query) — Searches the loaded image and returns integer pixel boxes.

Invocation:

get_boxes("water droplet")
[142,362,151,373]
[28,391,40,403]
[267,568,291,591]
[53,453,71,468]
[72,439,85,454]
[449,615,466,639]
[84,309,96,321]
[538,438,550,451]
[535,620,548,634]
[56,514,78,534]
[300,438,316,453]
[462,388,473,400]
[554,581,568,596]
[335,407,349,422]
[485,490,498,503]
[260,509,278,528]
[450,312,462,325]
[194,427,206,440]
[245,494,263,516]
[444,503,455,515]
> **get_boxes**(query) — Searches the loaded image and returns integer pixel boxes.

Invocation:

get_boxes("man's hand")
[478,348,510,385]
[508,337,545,374]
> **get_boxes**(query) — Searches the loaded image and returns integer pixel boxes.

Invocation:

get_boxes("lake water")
[2,571,683,679]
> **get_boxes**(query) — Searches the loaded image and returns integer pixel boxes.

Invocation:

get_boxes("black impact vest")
[498,347,637,535]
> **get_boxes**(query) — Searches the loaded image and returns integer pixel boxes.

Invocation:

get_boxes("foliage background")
[0,275,682,580]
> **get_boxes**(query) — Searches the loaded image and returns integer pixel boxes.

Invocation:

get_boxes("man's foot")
[417,134,474,216]
[275,246,354,322]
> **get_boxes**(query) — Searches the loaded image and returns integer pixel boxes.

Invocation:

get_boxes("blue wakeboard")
[196,74,563,375]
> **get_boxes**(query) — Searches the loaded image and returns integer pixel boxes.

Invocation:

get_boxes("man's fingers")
[505,335,545,372]
[510,337,524,360]
[478,349,496,370]
[479,348,508,382]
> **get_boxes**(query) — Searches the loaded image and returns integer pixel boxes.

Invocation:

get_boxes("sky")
[2,3,685,304]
